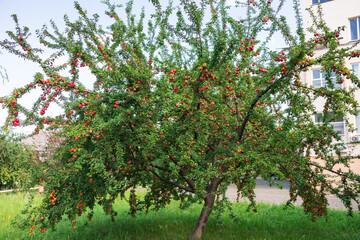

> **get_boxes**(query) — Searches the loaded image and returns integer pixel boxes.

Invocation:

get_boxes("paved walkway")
[226,178,358,210]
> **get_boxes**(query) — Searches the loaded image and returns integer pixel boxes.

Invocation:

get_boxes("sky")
[0,0,301,134]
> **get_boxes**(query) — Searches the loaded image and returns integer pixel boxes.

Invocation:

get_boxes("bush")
[0,131,35,190]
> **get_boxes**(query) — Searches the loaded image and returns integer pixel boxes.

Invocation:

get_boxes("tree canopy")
[1,0,360,239]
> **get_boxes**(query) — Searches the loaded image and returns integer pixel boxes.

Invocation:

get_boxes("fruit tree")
[1,0,360,239]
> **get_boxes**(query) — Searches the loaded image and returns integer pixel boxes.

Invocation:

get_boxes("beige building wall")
[302,0,360,156]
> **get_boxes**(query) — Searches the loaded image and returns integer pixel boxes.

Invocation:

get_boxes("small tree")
[1,0,360,238]
[0,131,35,190]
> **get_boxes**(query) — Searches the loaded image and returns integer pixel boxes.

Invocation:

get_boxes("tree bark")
[189,192,216,240]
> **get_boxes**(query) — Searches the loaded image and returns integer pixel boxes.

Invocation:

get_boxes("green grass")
[0,192,359,240]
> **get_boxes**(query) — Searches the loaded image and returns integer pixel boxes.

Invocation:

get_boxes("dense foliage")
[0,0,359,238]
[0,131,35,190]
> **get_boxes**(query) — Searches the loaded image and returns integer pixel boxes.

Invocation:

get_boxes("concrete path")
[226,178,358,210]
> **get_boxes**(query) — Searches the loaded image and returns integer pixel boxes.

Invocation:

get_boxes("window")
[350,17,360,41]
[352,63,359,76]
[356,113,360,134]
[312,69,342,89]
[312,0,332,4]
[314,113,345,135]
[351,63,359,86]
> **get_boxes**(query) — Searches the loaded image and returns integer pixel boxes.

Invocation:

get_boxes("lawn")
[0,191,359,240]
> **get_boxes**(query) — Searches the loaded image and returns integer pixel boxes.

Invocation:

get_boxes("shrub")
[0,131,35,190]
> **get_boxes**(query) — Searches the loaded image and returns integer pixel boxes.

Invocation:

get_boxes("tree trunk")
[189,192,216,240]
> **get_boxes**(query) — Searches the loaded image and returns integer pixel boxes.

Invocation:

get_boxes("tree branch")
[236,59,308,142]
[149,169,194,193]
[169,155,196,191]
[307,162,360,183]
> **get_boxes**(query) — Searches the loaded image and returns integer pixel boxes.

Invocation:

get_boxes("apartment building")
[302,0,360,156]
